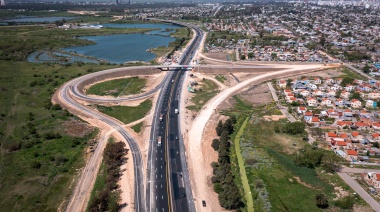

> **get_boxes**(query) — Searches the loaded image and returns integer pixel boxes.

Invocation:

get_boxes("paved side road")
[267,82,296,122]
[337,172,380,211]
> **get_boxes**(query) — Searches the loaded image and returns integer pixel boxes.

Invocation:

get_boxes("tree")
[363,64,371,73]
[240,55,246,60]
[316,193,329,208]
[340,76,354,87]
[349,92,361,100]
[373,142,380,148]
[247,52,254,59]
[211,139,220,151]
[319,36,326,47]
[216,121,223,136]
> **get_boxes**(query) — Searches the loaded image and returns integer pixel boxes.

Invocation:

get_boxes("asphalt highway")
[146,21,203,212]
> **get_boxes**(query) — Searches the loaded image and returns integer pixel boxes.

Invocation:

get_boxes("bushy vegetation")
[211,117,244,210]
[88,140,127,212]
[294,144,345,172]
[274,121,306,135]
[0,61,117,210]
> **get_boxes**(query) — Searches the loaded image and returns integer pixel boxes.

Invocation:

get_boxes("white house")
[368,92,380,100]
[366,100,376,108]
[307,98,317,107]
[314,90,325,97]
[351,99,362,108]
[300,90,310,97]
[314,78,322,84]
[345,84,355,92]
[341,91,350,99]
[326,90,336,97]
[321,98,333,106]
[307,83,318,90]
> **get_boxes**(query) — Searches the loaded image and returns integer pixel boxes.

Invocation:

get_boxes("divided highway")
[146,21,203,212]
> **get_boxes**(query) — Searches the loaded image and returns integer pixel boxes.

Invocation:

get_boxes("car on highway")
[182,193,186,197]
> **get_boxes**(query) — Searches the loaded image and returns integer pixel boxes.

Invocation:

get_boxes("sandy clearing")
[187,64,326,211]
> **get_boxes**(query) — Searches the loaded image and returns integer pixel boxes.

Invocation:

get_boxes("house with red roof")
[367,172,380,188]
[297,106,307,114]
[346,149,358,161]
[278,79,287,88]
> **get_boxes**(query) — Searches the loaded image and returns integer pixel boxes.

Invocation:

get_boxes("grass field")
[186,79,219,111]
[215,75,227,83]
[97,99,152,124]
[0,61,120,211]
[340,67,366,80]
[86,77,146,97]
[131,122,144,133]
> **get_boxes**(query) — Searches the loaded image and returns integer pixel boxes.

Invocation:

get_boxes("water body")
[2,16,77,23]
[27,23,181,64]
[62,33,176,64]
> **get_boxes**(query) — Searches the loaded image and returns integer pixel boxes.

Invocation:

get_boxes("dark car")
[202,200,206,207]
[182,193,186,197]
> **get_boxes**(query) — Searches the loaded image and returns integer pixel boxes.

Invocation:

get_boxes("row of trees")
[89,141,128,212]
[211,117,244,210]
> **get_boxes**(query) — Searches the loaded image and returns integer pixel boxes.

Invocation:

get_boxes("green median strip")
[234,117,254,212]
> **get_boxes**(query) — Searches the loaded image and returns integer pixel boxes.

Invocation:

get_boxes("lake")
[27,23,181,64]
[3,16,77,23]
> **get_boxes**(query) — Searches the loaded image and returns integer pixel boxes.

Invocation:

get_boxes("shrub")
[211,139,220,151]
[316,193,329,208]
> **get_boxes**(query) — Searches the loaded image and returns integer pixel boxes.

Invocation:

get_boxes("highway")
[146,21,203,212]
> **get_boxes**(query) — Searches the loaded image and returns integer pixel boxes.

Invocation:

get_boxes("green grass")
[340,67,366,80]
[131,122,143,133]
[0,61,119,211]
[215,75,227,83]
[97,99,152,124]
[234,117,254,212]
[186,79,219,112]
[86,77,146,97]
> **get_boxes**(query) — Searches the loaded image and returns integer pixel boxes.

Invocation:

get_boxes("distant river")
[62,23,181,64]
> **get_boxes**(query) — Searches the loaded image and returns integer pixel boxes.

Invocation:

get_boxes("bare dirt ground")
[203,52,229,61]
[62,119,94,138]
[238,82,273,106]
